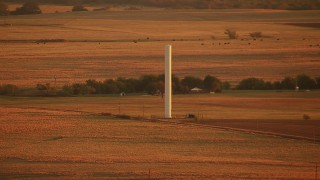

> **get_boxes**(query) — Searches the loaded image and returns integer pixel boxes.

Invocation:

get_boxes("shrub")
[303,114,310,120]
[72,83,95,95]
[249,32,262,38]
[237,78,267,90]
[0,84,18,96]
[181,76,203,91]
[72,5,88,12]
[222,81,231,90]
[187,114,197,119]
[296,74,317,89]
[12,2,42,15]
[115,114,131,119]
[316,77,320,89]
[280,77,296,90]
[203,75,222,92]
[224,29,238,39]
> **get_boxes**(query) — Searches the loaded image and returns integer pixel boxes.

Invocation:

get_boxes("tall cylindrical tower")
[165,45,172,118]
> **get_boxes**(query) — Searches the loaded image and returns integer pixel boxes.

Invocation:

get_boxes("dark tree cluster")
[0,84,18,95]
[1,74,319,97]
[2,0,320,10]
[58,74,224,96]
[237,74,319,90]
[11,1,42,15]
[0,1,42,15]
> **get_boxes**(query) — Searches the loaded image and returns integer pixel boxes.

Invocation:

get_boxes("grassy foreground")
[1,91,319,178]
[0,106,319,179]
[1,90,320,120]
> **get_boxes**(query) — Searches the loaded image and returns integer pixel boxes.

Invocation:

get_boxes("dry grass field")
[1,9,320,86]
[1,91,319,140]
[0,106,319,179]
[1,7,320,179]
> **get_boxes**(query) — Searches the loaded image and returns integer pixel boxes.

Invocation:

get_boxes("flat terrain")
[0,106,319,179]
[1,9,320,86]
[1,8,320,179]
[1,91,319,140]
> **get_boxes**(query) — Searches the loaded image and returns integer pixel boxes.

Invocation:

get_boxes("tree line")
[1,0,320,14]
[0,1,41,15]
[1,74,320,97]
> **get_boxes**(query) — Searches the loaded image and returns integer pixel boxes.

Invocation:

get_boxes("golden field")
[1,9,320,86]
[1,91,319,140]
[0,105,319,179]
[1,91,320,120]
[1,7,320,179]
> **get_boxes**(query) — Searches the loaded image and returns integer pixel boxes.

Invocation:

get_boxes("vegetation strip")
[4,106,318,143]
[1,74,319,97]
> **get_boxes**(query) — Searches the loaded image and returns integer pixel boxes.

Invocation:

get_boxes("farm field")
[1,9,320,86]
[0,106,319,179]
[1,6,320,179]
[1,90,319,140]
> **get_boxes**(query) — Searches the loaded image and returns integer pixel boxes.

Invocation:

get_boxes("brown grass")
[0,106,319,179]
[0,9,319,86]
[1,91,320,120]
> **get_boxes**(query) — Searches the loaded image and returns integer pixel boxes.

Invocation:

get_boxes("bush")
[181,76,203,91]
[0,84,18,96]
[72,83,95,95]
[249,32,262,38]
[316,77,320,89]
[222,81,231,90]
[72,5,88,12]
[224,29,238,39]
[12,2,41,15]
[296,74,317,89]
[187,114,197,119]
[237,78,268,90]
[303,114,311,120]
[115,114,131,119]
[280,77,296,90]
[203,75,222,92]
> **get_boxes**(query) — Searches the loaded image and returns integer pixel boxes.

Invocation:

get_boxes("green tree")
[72,83,95,95]
[86,79,106,94]
[315,76,320,89]
[138,74,158,92]
[172,75,183,93]
[72,5,88,12]
[203,75,222,92]
[103,79,119,94]
[280,76,296,89]
[273,81,282,89]
[224,29,238,39]
[181,76,203,91]
[296,74,316,89]
[222,81,231,90]
[0,84,18,96]
[12,1,42,15]
[237,78,267,90]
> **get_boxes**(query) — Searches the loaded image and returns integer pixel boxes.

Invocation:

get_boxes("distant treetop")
[11,2,42,15]
[2,0,320,10]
